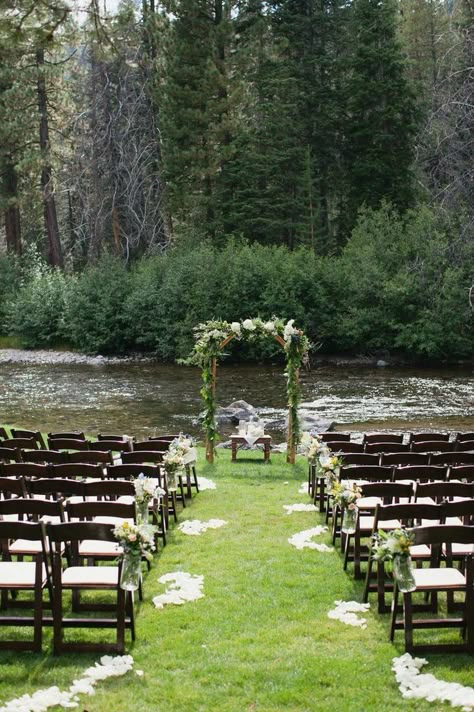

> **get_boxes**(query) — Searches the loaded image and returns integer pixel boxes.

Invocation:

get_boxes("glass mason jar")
[392,554,416,592]
[136,498,149,525]
[120,550,142,591]
[341,506,357,534]
[166,465,177,489]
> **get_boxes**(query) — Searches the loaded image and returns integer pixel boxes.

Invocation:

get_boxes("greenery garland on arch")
[181,317,310,464]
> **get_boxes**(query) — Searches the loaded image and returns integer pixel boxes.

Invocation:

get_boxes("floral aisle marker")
[197,476,216,491]
[178,519,227,536]
[327,601,370,629]
[0,655,135,712]
[392,653,474,711]
[283,503,318,514]
[288,526,334,551]
[180,318,310,464]
[153,572,204,609]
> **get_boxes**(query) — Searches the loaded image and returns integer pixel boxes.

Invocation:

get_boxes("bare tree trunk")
[36,47,63,268]
[3,162,22,256]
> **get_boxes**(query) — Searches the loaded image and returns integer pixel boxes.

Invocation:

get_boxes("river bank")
[1,347,473,369]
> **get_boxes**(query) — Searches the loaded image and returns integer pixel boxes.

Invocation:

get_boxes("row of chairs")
[319,474,474,652]
[0,446,201,654]
[318,431,474,445]
[312,462,474,512]
[0,518,134,654]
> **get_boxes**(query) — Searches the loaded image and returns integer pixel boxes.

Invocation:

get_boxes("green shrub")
[62,256,132,354]
[0,254,21,333]
[6,251,67,348]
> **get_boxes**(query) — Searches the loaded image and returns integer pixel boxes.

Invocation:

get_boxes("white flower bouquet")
[113,521,156,562]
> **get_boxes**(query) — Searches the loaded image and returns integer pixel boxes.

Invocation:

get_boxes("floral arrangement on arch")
[181,318,310,460]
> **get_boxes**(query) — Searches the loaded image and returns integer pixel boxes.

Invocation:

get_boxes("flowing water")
[0,361,473,440]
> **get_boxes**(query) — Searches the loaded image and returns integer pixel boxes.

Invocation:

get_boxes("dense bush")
[2,206,473,361]
[5,251,67,347]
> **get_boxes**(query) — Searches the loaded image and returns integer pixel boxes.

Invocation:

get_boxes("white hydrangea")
[242,318,256,331]
[230,321,241,334]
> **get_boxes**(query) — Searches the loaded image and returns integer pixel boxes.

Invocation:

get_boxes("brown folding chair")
[456,432,474,443]
[90,440,132,454]
[432,451,474,466]
[11,429,47,450]
[393,465,448,483]
[21,449,67,464]
[414,481,474,504]
[449,465,474,483]
[343,482,414,579]
[365,442,411,454]
[363,433,404,445]
[26,478,85,502]
[47,521,134,654]
[363,501,443,612]
[326,441,364,454]
[389,524,474,653]
[1,437,38,450]
[49,463,104,481]
[0,446,22,463]
[341,453,380,466]
[2,462,51,480]
[47,437,90,452]
[410,432,450,444]
[48,431,85,441]
[412,440,455,453]
[455,440,474,452]
[381,452,430,467]
[67,450,114,467]
[0,520,50,652]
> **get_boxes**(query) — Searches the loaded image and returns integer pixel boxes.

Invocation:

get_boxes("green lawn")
[0,449,472,711]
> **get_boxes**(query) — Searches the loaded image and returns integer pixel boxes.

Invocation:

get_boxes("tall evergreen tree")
[344,0,419,232]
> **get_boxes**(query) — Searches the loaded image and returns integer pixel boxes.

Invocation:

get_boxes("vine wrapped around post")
[180,318,310,464]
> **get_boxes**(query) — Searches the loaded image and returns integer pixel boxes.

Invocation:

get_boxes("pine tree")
[344,0,419,232]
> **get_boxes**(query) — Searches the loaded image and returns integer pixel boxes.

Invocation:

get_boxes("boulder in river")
[216,400,257,425]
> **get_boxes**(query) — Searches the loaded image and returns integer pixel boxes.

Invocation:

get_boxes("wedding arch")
[182,318,310,464]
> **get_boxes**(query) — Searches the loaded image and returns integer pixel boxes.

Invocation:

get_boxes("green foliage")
[0,254,20,330]
[62,257,132,354]
[3,210,473,362]
[339,203,474,359]
[6,252,66,347]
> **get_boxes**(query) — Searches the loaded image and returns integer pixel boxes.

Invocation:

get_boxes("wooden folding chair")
[363,501,443,612]
[0,446,22,463]
[412,440,455,453]
[47,521,134,654]
[120,451,186,509]
[410,432,450,444]
[343,482,413,579]
[0,520,50,652]
[389,524,474,653]
[432,451,474,466]
[365,442,411,454]
[11,429,47,450]
[392,465,448,483]
[363,433,405,445]
[381,452,430,467]
[47,437,90,452]
[21,449,67,464]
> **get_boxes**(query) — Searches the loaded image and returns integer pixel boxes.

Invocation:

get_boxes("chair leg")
[116,587,125,654]
[403,592,414,652]
[363,556,373,603]
[127,591,135,642]
[390,584,399,642]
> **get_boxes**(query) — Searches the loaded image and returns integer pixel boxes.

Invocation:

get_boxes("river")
[0,360,473,441]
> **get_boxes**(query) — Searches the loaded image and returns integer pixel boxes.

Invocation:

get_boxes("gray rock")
[216,400,257,425]
[376,359,388,367]
[297,411,335,434]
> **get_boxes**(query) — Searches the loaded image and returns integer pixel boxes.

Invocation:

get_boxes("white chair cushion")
[413,567,466,589]
[410,544,431,558]
[78,540,122,557]
[0,561,47,587]
[62,565,119,586]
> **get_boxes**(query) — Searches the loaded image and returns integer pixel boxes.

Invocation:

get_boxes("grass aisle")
[0,452,472,711]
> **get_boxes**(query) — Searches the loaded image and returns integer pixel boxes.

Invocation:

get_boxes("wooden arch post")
[205,333,298,464]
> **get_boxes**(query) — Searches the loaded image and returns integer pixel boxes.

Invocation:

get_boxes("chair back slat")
[365,442,410,454]
[340,465,393,481]
[120,451,164,465]
[47,437,90,451]
[381,452,430,466]
[21,449,67,464]
[393,465,448,482]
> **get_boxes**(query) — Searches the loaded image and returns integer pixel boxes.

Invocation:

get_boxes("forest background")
[0,0,472,363]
